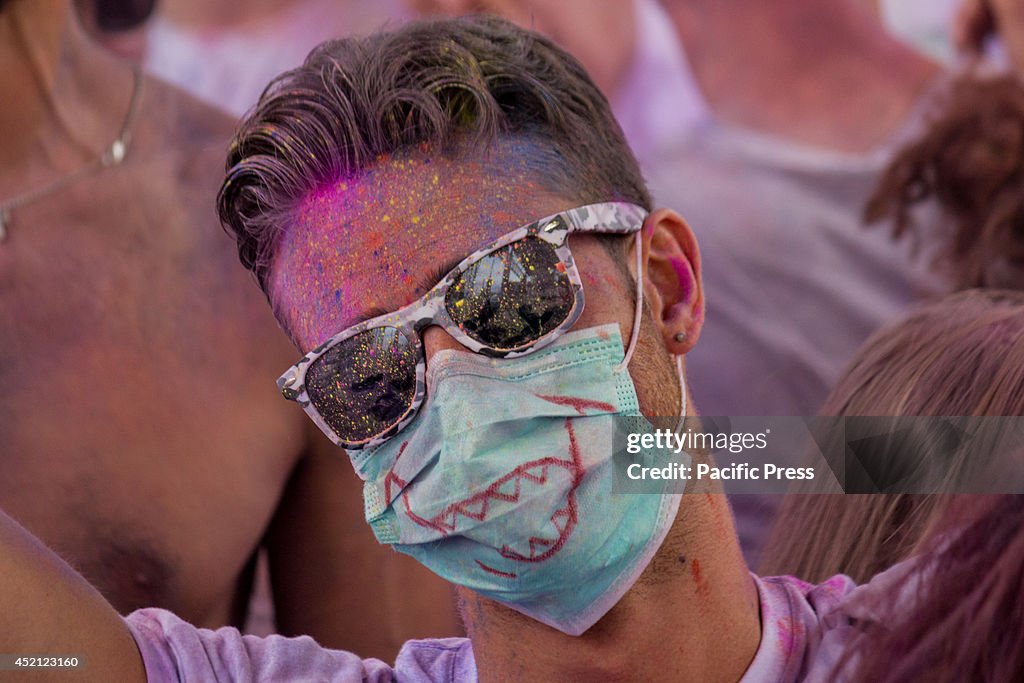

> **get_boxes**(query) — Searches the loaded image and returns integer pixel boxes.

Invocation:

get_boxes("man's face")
[269,146,680,419]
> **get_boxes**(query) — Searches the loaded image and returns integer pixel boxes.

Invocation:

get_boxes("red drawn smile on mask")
[398,410,594,579]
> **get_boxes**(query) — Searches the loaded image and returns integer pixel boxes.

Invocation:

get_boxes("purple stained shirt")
[123,569,903,682]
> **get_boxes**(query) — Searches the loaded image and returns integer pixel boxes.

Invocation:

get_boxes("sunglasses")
[277,201,648,450]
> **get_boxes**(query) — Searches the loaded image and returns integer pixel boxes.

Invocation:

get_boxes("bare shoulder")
[136,73,237,164]
[130,74,236,204]
[120,75,270,288]
[105,73,298,357]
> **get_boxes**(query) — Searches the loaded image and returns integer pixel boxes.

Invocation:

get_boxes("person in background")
[866,74,1024,291]
[73,0,155,60]
[141,0,704,167]
[841,492,1024,682]
[874,0,964,64]
[762,73,1024,584]
[624,0,946,565]
[143,0,408,117]
[408,0,708,166]
[956,0,1023,71]
[771,289,1024,682]
[760,289,1024,583]
[0,0,457,659]
[653,0,944,416]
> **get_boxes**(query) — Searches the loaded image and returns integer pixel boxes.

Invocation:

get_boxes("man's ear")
[637,208,704,354]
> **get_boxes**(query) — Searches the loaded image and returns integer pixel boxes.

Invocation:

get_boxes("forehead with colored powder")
[269,147,571,351]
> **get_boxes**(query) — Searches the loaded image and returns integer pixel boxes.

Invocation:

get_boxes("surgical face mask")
[352,316,687,634]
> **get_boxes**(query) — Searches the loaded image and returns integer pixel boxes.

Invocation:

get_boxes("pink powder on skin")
[268,145,566,350]
[668,256,694,303]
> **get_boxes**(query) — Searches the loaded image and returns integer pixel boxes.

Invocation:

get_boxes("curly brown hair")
[865,75,1024,291]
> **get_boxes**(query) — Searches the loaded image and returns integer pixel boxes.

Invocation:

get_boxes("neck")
[464,491,760,683]
[668,0,939,153]
[0,0,135,193]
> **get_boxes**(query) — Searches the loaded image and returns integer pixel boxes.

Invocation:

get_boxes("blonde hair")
[760,289,1024,583]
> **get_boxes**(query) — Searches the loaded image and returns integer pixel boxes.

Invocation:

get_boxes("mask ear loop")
[614,230,645,374]
[612,230,688,425]
[675,354,688,431]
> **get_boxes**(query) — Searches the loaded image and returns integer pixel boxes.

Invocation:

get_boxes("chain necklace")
[0,66,144,242]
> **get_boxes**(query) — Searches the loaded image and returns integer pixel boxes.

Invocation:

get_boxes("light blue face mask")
[352,319,687,636]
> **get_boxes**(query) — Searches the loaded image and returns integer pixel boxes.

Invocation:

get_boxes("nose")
[421,325,471,364]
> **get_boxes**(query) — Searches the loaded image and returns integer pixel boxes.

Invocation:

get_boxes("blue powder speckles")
[269,143,563,351]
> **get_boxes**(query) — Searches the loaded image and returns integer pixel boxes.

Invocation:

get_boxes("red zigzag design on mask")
[383,441,409,505]
[402,418,584,565]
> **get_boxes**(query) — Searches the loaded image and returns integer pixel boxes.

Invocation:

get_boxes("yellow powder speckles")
[276,144,551,349]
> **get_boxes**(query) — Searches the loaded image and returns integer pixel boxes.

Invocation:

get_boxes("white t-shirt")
[611,0,711,165]
[878,0,961,63]
[145,0,407,117]
[648,116,947,419]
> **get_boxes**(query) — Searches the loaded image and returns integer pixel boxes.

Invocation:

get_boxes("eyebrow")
[348,254,466,327]
[419,256,465,293]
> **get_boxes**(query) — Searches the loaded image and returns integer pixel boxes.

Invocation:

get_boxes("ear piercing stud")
[674,332,687,343]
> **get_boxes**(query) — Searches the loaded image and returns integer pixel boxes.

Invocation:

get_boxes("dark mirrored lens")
[446,237,574,351]
[305,327,417,444]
